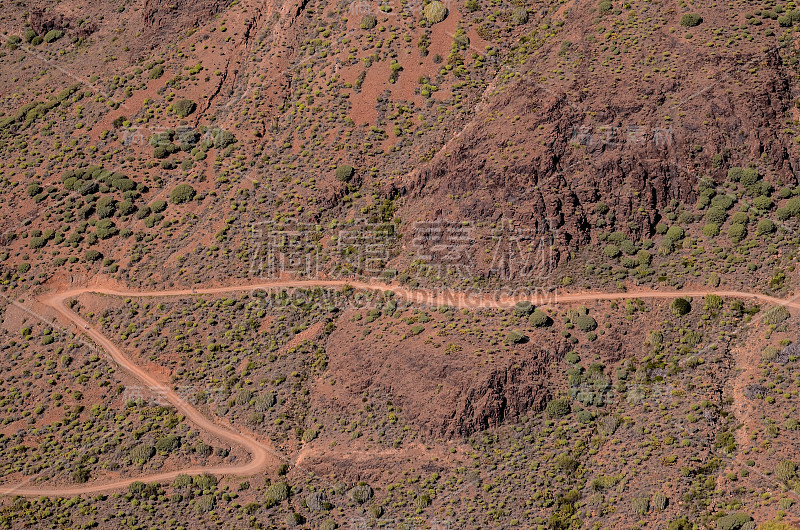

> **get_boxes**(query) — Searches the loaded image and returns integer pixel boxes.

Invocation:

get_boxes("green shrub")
[170,183,196,204]
[302,429,318,442]
[172,98,196,118]
[254,392,276,411]
[716,513,752,530]
[211,128,236,148]
[130,444,155,464]
[150,200,167,213]
[349,483,374,504]
[564,352,580,364]
[149,65,164,79]
[652,492,668,511]
[775,460,797,482]
[195,495,216,513]
[511,6,529,24]
[631,496,650,515]
[155,434,181,454]
[680,13,703,27]
[513,301,534,316]
[598,1,613,14]
[119,200,136,216]
[731,211,749,225]
[136,205,152,220]
[29,236,46,249]
[670,298,691,317]
[360,15,377,29]
[80,180,98,195]
[728,223,746,243]
[603,244,621,258]
[554,453,579,473]
[705,206,727,223]
[757,219,775,235]
[84,250,102,262]
[704,294,723,310]
[665,226,684,242]
[264,482,290,507]
[574,314,597,332]
[740,167,759,186]
[424,1,448,23]
[153,146,170,159]
[43,30,63,43]
[410,324,425,335]
[763,305,790,325]
[619,239,637,255]
[193,473,217,490]
[529,310,551,327]
[753,195,773,210]
[72,467,90,483]
[286,513,305,526]
[27,182,42,196]
[5,35,21,49]
[506,329,527,344]
[95,220,118,239]
[777,197,800,220]
[335,164,355,182]
[96,196,116,218]
[545,398,571,418]
[113,177,136,192]
[702,223,720,237]
[711,194,734,210]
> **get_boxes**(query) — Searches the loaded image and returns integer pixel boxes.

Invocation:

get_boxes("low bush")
[84,250,102,262]
[264,482,290,507]
[349,483,374,504]
[360,15,377,29]
[757,219,775,235]
[506,330,527,344]
[335,164,355,182]
[763,305,790,325]
[43,30,63,43]
[172,98,196,118]
[574,314,597,332]
[680,13,703,27]
[546,398,571,418]
[511,7,528,24]
[513,301,534,317]
[529,310,551,327]
[702,223,720,237]
[670,298,691,317]
[130,443,155,464]
[424,1,448,23]
[170,184,196,204]
[728,223,747,243]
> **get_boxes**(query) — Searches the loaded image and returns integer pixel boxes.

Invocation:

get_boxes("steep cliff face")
[324,321,565,438]
[138,0,233,50]
[28,6,98,38]
[397,10,800,272]
[445,348,561,437]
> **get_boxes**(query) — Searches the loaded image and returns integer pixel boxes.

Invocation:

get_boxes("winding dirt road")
[0,279,793,497]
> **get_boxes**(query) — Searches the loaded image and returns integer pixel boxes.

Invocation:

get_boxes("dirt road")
[0,279,792,496]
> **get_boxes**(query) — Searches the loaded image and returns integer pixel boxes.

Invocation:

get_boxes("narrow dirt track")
[0,279,793,497]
